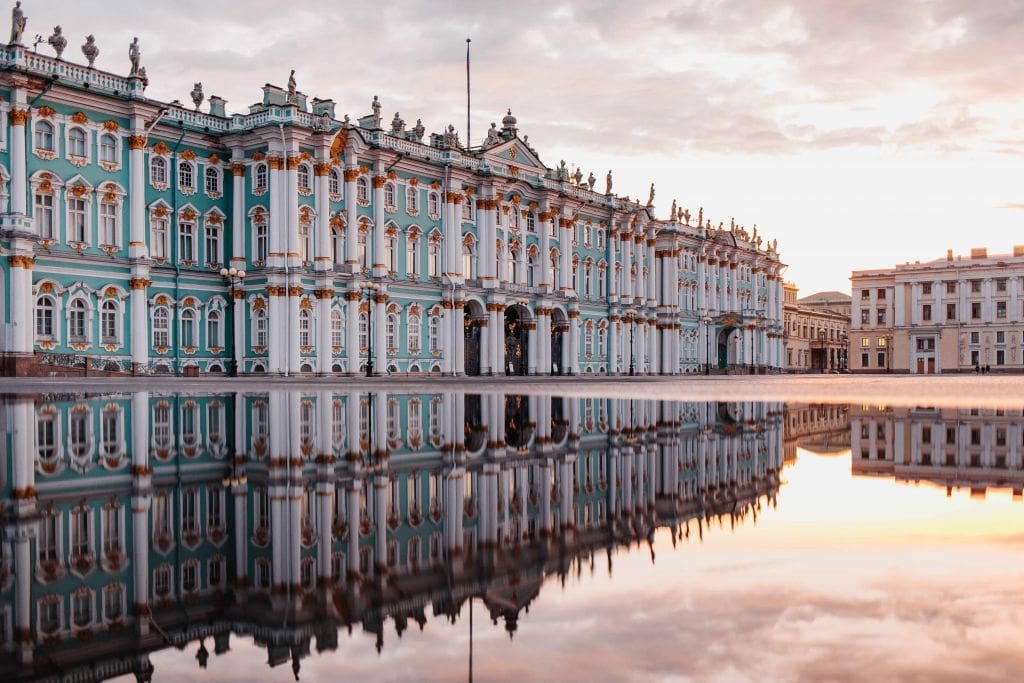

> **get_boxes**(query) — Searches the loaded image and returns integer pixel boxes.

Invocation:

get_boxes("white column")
[609,317,619,374]
[539,208,552,289]
[372,171,387,277]
[345,290,359,374]
[373,291,387,375]
[9,106,28,217]
[230,160,245,265]
[316,290,332,374]
[344,165,358,267]
[286,155,300,267]
[288,288,300,374]
[454,299,466,375]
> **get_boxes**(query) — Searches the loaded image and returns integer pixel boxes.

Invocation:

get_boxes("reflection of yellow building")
[0,391,785,680]
[783,404,850,462]
[850,405,1024,496]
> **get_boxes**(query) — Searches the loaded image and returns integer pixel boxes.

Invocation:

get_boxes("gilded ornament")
[9,109,30,125]
[36,105,55,118]
[152,141,170,155]
[180,149,196,161]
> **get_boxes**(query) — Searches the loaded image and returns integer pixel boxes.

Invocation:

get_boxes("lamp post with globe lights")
[219,267,246,376]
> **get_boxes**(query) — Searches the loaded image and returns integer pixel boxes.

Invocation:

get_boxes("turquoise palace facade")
[0,26,786,377]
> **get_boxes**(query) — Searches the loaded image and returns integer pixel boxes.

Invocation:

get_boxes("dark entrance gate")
[504,306,528,376]
[464,301,485,376]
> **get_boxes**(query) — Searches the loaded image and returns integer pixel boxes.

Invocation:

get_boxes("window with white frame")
[462,196,474,221]
[385,233,396,272]
[329,168,340,195]
[103,584,124,622]
[428,240,440,277]
[254,163,267,191]
[332,222,344,263]
[299,308,312,347]
[100,406,120,456]
[406,235,419,278]
[179,220,195,262]
[598,266,607,297]
[462,240,475,279]
[100,300,119,344]
[298,219,310,263]
[386,313,398,350]
[356,176,369,202]
[178,161,195,190]
[35,295,55,339]
[253,307,267,347]
[180,309,197,348]
[150,213,168,259]
[67,127,87,158]
[70,508,92,560]
[253,215,267,264]
[207,309,222,348]
[331,309,344,349]
[152,306,170,348]
[35,190,55,239]
[429,315,440,353]
[150,156,167,186]
[358,311,369,350]
[428,192,440,216]
[99,201,118,247]
[207,403,223,447]
[152,405,171,451]
[205,221,221,266]
[34,120,55,152]
[384,181,396,208]
[68,196,88,243]
[68,298,89,342]
[37,410,58,465]
[406,185,419,213]
[204,166,220,195]
[298,164,311,192]
[408,313,421,352]
[99,134,117,165]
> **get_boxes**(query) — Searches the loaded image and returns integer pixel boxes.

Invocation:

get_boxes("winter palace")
[0,389,784,677]
[0,13,786,376]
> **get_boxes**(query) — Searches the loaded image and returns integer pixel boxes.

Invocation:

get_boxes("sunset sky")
[28,0,1024,294]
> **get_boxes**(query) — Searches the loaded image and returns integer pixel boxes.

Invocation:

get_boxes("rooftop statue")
[557,160,569,181]
[587,171,596,191]
[573,166,583,186]
[287,69,296,101]
[647,183,655,207]
[371,95,382,127]
[605,170,613,194]
[10,1,25,45]
[128,37,141,76]
[670,199,677,221]
[81,34,98,67]
[682,208,691,225]
[771,238,777,252]
[391,112,405,133]
[47,25,65,58]
[190,82,204,110]
[697,207,703,226]
[485,121,499,147]
[413,118,425,141]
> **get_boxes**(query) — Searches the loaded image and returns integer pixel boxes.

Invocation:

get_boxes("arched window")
[152,307,170,347]
[462,197,474,221]
[252,214,267,264]
[35,295,55,339]
[584,260,593,298]
[510,249,519,284]
[150,156,167,185]
[68,127,87,158]
[386,313,398,350]
[598,326,607,355]
[511,208,520,230]
[254,163,268,191]
[428,192,440,216]
[584,323,594,356]
[331,309,344,349]
[332,221,345,263]
[207,310,222,348]
[598,266,607,298]
[527,252,537,287]
[298,164,311,192]
[329,169,341,195]
[408,313,421,352]
[100,300,119,344]
[526,212,536,233]
[204,166,220,195]
[358,311,369,350]
[384,182,396,208]
[357,230,369,270]
[356,176,369,202]
[34,120,55,151]
[99,134,117,164]
[462,240,475,279]
[406,185,419,213]
[298,219,311,263]
[253,308,267,347]
[68,298,89,342]
[428,315,440,353]
[549,250,558,286]
[181,309,197,348]
[299,309,312,347]
[178,161,195,190]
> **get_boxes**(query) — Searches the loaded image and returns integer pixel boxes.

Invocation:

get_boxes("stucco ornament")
[47,25,65,58]
[10,1,26,44]
[81,34,98,67]
[190,82,204,110]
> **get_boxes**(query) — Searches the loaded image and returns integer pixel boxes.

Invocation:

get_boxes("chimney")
[970,247,987,259]
[946,249,953,262]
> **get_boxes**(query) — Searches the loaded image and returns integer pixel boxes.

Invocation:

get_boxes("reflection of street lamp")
[701,313,713,375]
[360,281,381,377]
[626,309,636,376]
[218,267,246,377]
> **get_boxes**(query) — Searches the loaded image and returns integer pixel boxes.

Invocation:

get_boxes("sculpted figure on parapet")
[10,1,25,44]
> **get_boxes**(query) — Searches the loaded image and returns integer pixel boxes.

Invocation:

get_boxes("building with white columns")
[0,18,785,377]
[850,246,1024,373]
[0,389,784,677]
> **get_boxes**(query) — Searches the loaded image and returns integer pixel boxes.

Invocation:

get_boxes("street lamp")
[218,267,246,377]
[701,314,713,375]
[360,281,381,377]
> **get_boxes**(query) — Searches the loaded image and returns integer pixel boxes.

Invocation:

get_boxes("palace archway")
[550,308,568,375]
[504,305,530,376]
[464,300,486,376]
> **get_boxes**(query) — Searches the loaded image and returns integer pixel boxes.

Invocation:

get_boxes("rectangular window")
[179,223,195,262]
[860,338,869,348]
[151,217,168,260]
[922,283,932,295]
[922,304,931,322]
[996,301,1007,318]
[997,349,1005,365]
[100,202,118,246]
[946,303,956,320]
[970,331,979,344]
[877,352,886,368]
[861,289,870,300]
[860,310,870,324]
[205,225,220,266]
[68,197,87,243]
[861,352,869,368]
[946,281,956,294]
[996,278,1007,293]
[971,302,981,319]
[877,337,887,348]
[971,280,982,294]
[35,193,54,239]
[997,331,1005,344]
[876,309,885,324]
[877,288,886,300]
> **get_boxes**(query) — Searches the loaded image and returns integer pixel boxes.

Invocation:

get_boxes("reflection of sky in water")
[138,445,1024,683]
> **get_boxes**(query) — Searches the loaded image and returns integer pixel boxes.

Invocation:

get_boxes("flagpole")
[466,37,471,147]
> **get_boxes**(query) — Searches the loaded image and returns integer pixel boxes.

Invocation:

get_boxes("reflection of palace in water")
[0,392,784,681]
[851,406,1024,495]
[783,404,850,461]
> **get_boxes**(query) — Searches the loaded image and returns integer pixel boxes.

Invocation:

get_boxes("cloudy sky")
[25,0,1024,294]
